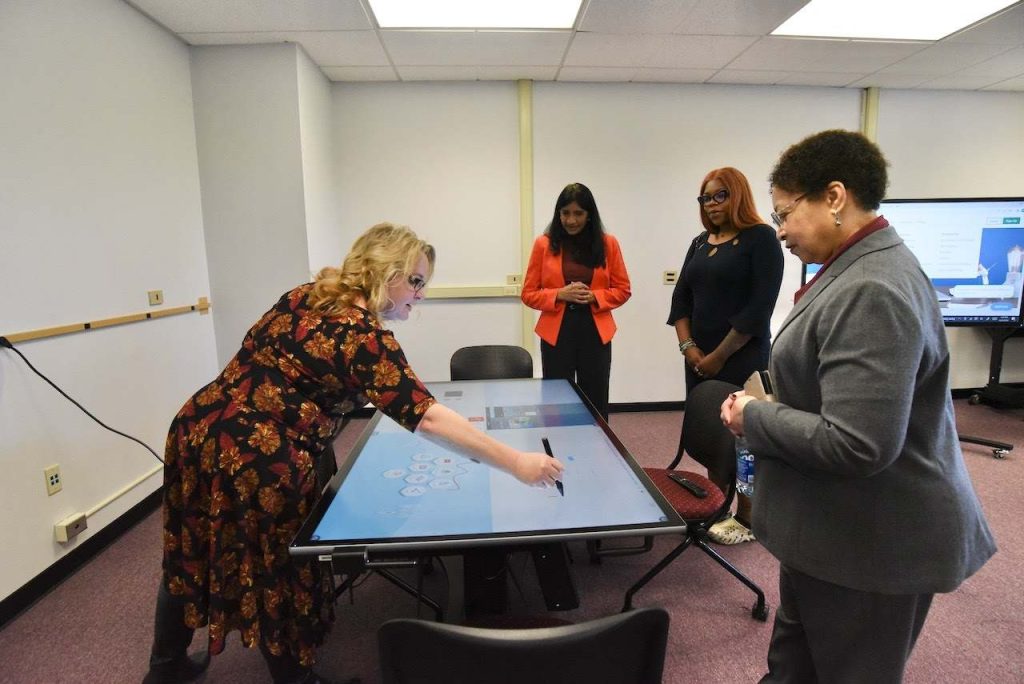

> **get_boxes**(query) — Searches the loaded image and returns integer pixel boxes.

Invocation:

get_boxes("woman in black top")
[667,167,783,544]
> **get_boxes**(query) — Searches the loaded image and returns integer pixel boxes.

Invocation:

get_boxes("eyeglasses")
[771,194,807,228]
[407,275,427,293]
[697,189,729,206]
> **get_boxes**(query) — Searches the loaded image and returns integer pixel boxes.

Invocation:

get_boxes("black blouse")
[667,224,784,382]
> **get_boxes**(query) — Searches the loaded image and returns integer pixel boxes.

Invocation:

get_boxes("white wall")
[0,0,217,602]
[330,82,524,381]
[327,82,1024,398]
[191,44,313,365]
[533,83,861,402]
[878,89,1024,387]
[297,47,341,276]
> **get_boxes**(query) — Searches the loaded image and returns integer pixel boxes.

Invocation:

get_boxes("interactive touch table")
[290,378,685,616]
[292,378,683,555]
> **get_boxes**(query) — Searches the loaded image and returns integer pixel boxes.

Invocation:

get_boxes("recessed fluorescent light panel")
[771,0,1017,41]
[368,0,582,29]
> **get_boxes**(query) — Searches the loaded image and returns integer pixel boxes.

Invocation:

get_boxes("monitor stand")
[968,326,1024,406]
[958,433,1012,459]
[960,325,1022,459]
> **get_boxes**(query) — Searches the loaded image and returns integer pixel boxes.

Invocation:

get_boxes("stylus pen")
[541,437,565,496]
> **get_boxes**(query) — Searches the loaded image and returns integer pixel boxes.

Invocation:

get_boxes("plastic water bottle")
[736,437,755,497]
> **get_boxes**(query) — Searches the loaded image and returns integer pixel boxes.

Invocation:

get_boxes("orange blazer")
[521,234,632,346]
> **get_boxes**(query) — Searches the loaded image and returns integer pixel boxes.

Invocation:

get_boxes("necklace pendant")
[732,238,739,246]
[708,247,718,257]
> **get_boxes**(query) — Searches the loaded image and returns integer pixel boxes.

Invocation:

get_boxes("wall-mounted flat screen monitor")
[802,197,1024,327]
[290,378,685,557]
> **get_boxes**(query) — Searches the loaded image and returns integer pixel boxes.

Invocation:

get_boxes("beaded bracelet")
[679,338,696,353]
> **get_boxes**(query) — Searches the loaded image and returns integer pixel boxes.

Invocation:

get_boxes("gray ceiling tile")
[578,0,698,34]
[880,43,1014,76]
[730,37,924,73]
[678,0,807,36]
[631,67,716,83]
[645,34,759,69]
[129,0,371,33]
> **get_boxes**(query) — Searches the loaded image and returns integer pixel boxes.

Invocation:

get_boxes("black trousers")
[540,305,611,421]
[761,564,934,684]
[148,583,195,671]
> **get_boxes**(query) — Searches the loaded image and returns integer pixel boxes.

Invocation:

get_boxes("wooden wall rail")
[2,297,211,344]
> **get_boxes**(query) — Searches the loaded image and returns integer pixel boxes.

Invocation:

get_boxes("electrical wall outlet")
[147,289,164,306]
[506,274,522,285]
[44,464,62,496]
[663,270,678,285]
[54,512,87,543]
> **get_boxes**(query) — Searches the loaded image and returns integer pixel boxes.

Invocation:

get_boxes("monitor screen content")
[290,379,684,556]
[802,197,1024,327]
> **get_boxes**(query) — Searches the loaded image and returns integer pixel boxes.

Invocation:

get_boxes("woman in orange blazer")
[522,183,631,420]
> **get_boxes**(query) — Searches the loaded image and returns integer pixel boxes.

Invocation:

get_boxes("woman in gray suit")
[720,130,996,683]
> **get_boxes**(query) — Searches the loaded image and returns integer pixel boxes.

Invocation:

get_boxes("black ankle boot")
[296,672,362,684]
[142,583,211,683]
[141,651,210,684]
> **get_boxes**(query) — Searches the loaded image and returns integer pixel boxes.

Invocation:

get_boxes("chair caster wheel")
[752,603,769,622]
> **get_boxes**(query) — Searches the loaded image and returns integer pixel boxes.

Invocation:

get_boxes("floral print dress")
[160,284,436,666]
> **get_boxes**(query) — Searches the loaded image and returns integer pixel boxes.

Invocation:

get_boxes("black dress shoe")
[298,673,361,684]
[142,651,210,684]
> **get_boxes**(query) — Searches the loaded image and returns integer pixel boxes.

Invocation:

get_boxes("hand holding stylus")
[541,437,565,496]
[513,451,563,487]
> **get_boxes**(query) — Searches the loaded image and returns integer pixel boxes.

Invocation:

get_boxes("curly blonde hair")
[309,223,435,318]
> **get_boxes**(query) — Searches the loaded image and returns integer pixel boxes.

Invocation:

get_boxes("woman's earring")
[833,211,842,227]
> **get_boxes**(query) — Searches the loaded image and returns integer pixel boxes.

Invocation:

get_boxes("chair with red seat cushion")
[589,379,768,621]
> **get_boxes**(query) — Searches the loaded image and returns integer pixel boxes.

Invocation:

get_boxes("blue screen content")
[308,379,670,544]
[803,198,1024,326]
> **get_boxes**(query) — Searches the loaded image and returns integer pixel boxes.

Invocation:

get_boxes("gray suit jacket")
[744,225,996,594]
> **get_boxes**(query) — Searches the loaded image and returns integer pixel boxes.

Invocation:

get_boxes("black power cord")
[0,336,163,463]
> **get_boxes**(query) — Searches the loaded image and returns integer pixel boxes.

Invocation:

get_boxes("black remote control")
[667,472,708,498]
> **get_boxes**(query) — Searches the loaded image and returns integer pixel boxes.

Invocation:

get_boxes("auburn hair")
[698,167,765,233]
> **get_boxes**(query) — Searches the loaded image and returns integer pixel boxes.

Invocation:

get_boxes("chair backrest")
[450,345,534,381]
[681,379,742,479]
[378,607,669,684]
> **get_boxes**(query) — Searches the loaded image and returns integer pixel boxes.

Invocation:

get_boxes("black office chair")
[591,379,768,621]
[450,344,533,381]
[378,607,669,684]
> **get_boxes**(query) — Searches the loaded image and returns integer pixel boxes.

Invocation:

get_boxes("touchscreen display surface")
[291,379,682,555]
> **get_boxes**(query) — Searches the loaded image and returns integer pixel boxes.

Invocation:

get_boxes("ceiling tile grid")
[124,0,1024,89]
